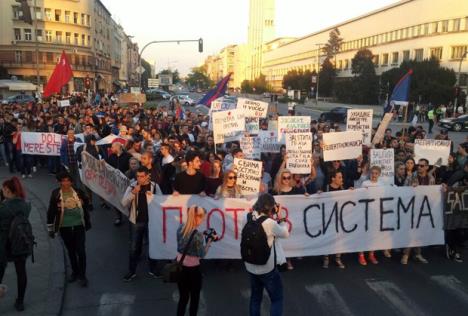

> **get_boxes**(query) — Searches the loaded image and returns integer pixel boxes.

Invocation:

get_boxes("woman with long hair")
[405,157,416,178]
[215,169,243,198]
[205,160,223,197]
[176,206,216,316]
[0,177,31,311]
[272,169,306,195]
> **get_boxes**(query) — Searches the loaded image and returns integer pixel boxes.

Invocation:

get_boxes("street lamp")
[454,50,467,111]
[315,43,325,105]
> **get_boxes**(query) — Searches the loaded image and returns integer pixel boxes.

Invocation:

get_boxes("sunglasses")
[228,176,237,180]
[282,176,291,180]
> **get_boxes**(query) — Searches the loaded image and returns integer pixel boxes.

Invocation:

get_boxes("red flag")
[43,51,73,97]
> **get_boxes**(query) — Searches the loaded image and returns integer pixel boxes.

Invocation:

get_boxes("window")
[24,29,32,41]
[392,52,399,64]
[466,17,468,31]
[74,33,79,45]
[442,20,449,32]
[35,8,42,20]
[45,30,52,42]
[423,23,429,35]
[432,22,439,33]
[403,50,410,61]
[453,19,461,32]
[451,46,467,59]
[15,51,22,63]
[414,49,424,61]
[14,28,21,41]
[24,51,32,63]
[430,47,443,60]
[344,59,349,69]
[81,14,85,25]
[373,55,379,66]
[13,6,21,19]
[87,35,91,46]
[81,34,85,46]
[46,52,54,63]
[87,15,90,26]
[36,29,43,41]
[65,11,70,23]
[338,60,342,70]
[66,32,71,44]
[45,8,52,21]
[382,53,389,65]
[73,12,78,24]
[54,10,61,22]
[413,25,420,37]
[56,31,62,43]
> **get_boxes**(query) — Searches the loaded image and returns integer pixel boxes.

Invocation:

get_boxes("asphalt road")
[19,170,468,316]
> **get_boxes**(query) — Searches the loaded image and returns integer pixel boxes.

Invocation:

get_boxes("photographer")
[242,193,289,316]
[176,206,217,316]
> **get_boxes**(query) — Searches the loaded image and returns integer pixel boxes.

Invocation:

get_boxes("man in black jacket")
[47,172,91,287]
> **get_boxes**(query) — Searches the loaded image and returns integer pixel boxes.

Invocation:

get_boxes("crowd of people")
[0,93,467,315]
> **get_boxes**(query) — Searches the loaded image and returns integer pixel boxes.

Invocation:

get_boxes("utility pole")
[454,50,467,112]
[315,43,324,105]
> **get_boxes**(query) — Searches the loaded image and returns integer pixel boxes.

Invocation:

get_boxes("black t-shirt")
[174,171,205,194]
[327,185,342,192]
[274,186,305,195]
[136,183,151,223]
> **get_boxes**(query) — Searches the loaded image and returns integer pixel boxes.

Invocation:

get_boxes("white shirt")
[361,179,384,188]
[244,212,289,275]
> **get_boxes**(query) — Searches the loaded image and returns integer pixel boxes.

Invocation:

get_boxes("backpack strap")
[178,229,198,265]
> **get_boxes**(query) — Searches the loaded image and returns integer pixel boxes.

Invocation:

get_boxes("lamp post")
[315,43,325,105]
[454,50,467,113]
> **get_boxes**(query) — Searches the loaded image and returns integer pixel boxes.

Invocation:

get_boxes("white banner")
[148,186,445,259]
[414,139,451,166]
[346,109,373,145]
[258,130,283,153]
[80,152,131,214]
[370,149,395,185]
[240,136,261,160]
[58,99,70,107]
[278,116,310,142]
[212,109,245,144]
[322,131,363,162]
[286,133,312,174]
[234,158,262,195]
[237,98,268,118]
[21,132,63,156]
[245,117,260,134]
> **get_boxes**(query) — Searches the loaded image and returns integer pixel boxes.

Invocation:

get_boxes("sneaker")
[32,166,37,173]
[5,162,8,167]
[123,272,136,282]
[28,174,32,178]
[14,299,24,311]
[445,245,452,260]
[114,219,122,226]
[358,253,367,266]
[21,174,26,179]
[322,257,329,269]
[148,271,162,278]
[287,261,294,270]
[368,253,379,265]
[401,255,409,265]
[414,255,428,264]
[454,253,463,263]
[383,250,392,258]
[335,259,345,269]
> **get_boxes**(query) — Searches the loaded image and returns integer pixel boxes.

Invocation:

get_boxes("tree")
[140,58,152,90]
[159,69,180,84]
[242,74,270,94]
[380,57,456,105]
[319,58,335,97]
[282,70,312,91]
[241,80,253,93]
[185,66,213,90]
[323,28,343,61]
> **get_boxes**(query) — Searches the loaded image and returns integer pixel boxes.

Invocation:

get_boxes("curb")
[27,188,67,316]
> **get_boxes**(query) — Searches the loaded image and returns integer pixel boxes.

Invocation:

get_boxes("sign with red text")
[212,109,245,143]
[322,131,363,162]
[234,158,262,195]
[346,109,373,145]
[286,133,312,174]
[370,148,395,185]
[148,185,444,259]
[80,151,130,214]
[21,132,63,156]
[237,98,268,118]
[258,130,283,153]
[245,117,260,134]
[278,116,310,142]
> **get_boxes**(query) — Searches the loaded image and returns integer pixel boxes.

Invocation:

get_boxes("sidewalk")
[0,169,65,316]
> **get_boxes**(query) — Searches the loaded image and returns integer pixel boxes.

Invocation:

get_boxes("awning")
[0,79,37,91]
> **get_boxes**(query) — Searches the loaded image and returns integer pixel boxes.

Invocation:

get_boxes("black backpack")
[7,213,36,262]
[240,213,271,265]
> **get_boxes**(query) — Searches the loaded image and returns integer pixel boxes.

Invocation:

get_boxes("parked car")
[146,89,170,100]
[438,114,468,132]
[319,106,352,123]
[1,94,35,105]
[173,94,196,106]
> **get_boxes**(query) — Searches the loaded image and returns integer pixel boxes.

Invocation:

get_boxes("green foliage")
[319,58,335,97]
[185,67,213,90]
[159,69,180,84]
[242,74,270,94]
[282,69,313,91]
[241,80,253,93]
[380,57,456,105]
[323,28,343,60]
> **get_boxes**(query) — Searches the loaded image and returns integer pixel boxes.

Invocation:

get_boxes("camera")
[203,228,220,242]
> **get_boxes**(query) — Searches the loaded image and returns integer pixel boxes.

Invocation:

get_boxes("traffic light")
[198,38,203,53]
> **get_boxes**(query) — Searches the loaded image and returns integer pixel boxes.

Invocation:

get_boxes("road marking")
[98,293,135,316]
[172,290,207,316]
[431,275,468,305]
[366,279,425,316]
[305,283,354,316]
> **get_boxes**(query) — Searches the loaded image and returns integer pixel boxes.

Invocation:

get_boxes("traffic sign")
[136,66,145,74]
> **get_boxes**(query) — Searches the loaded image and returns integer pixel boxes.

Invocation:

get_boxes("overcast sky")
[101,0,399,76]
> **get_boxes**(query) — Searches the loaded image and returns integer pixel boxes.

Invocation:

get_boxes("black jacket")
[106,151,132,174]
[47,187,91,233]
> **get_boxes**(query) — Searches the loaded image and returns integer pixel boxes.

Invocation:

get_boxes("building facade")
[0,0,137,93]
[263,0,468,92]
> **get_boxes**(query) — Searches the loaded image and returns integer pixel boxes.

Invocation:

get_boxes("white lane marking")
[366,279,425,316]
[172,290,207,316]
[305,283,354,316]
[431,275,468,305]
[98,293,135,316]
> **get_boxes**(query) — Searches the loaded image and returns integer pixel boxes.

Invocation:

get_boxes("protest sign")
[21,132,63,156]
[240,136,261,160]
[234,158,262,195]
[322,131,363,162]
[212,109,245,144]
[237,98,268,118]
[80,152,130,214]
[286,133,312,174]
[278,116,310,142]
[148,185,444,259]
[258,130,283,153]
[414,139,451,166]
[370,148,395,185]
[444,187,468,230]
[211,99,236,112]
[346,109,373,145]
[372,113,393,145]
[245,117,260,134]
[268,120,278,132]
[58,99,70,107]
[118,93,146,104]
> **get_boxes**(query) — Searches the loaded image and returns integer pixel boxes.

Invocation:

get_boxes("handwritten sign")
[212,109,245,144]
[444,187,468,230]
[370,148,395,185]
[372,113,393,145]
[245,117,260,134]
[286,133,312,174]
[234,158,262,195]
[258,130,283,153]
[58,99,70,107]
[278,116,310,136]
[240,136,261,160]
[21,132,63,156]
[346,109,373,145]
[322,131,363,162]
[414,139,451,166]
[237,98,268,118]
[268,120,278,131]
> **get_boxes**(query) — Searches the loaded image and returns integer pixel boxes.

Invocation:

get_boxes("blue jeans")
[128,222,158,274]
[249,268,283,316]
[21,154,32,175]
[0,143,7,165]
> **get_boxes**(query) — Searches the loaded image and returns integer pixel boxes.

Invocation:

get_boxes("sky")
[101,0,400,76]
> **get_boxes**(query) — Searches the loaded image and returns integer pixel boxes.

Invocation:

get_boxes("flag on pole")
[384,69,413,113]
[43,51,73,97]
[197,73,232,107]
